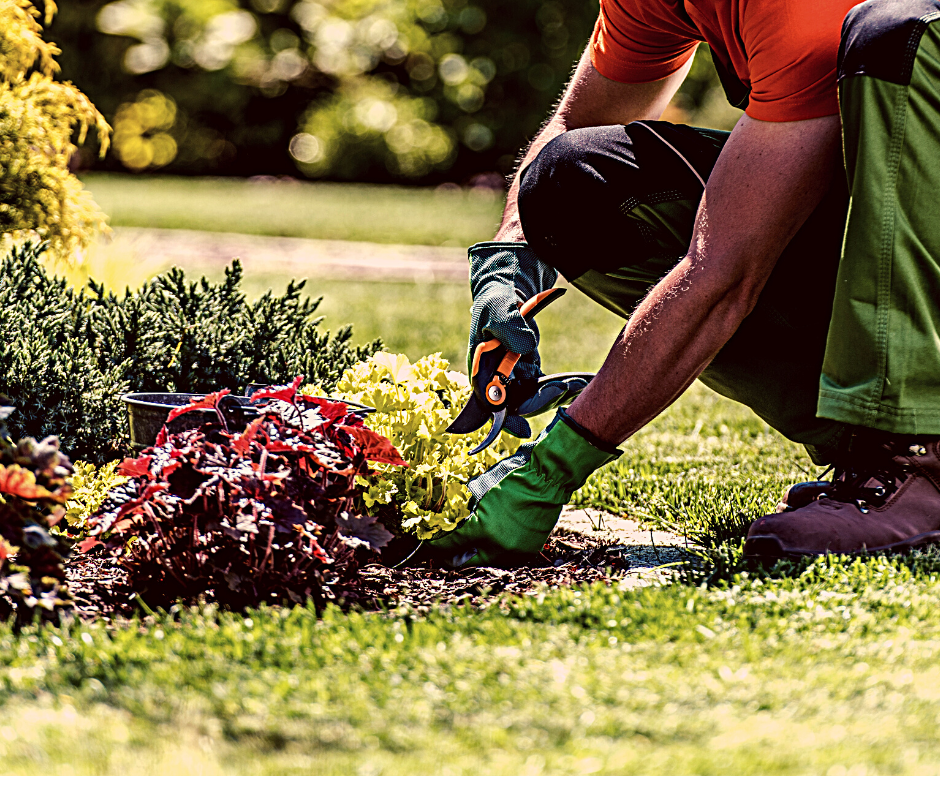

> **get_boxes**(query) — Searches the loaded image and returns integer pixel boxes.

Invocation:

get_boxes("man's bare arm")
[566,113,843,444]
[495,47,694,242]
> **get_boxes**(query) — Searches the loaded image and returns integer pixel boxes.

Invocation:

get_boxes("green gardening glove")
[467,242,558,439]
[430,409,621,568]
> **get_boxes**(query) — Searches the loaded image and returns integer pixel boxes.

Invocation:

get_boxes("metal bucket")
[120,393,256,452]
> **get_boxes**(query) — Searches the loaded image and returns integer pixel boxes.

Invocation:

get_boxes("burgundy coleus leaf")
[78,536,102,554]
[167,389,232,423]
[131,480,171,504]
[267,438,356,474]
[268,498,308,532]
[342,412,365,429]
[339,426,408,467]
[301,397,348,426]
[129,478,171,506]
[118,455,152,478]
[296,530,332,564]
[268,436,355,476]
[232,416,265,457]
[158,460,183,480]
[264,438,317,455]
[155,425,169,447]
[112,513,147,534]
[249,375,303,405]
[335,513,394,551]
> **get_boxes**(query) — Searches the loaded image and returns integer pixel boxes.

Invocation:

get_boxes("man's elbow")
[699,263,769,331]
[690,250,770,322]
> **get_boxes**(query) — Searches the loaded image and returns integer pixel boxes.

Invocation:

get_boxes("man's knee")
[518,125,642,276]
[839,0,940,85]
[518,122,723,278]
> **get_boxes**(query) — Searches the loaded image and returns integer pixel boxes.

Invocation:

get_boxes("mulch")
[64,531,644,622]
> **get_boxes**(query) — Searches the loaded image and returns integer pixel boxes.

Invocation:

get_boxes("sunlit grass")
[4,556,940,775]
[572,384,808,533]
[12,180,932,776]
[80,174,504,248]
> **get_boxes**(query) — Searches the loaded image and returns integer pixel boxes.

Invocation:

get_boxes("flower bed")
[79,378,404,611]
[307,351,521,540]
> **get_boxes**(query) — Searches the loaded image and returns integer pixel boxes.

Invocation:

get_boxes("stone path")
[555,506,692,590]
[106,227,469,283]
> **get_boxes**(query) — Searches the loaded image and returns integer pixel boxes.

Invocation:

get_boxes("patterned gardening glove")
[467,241,558,439]
[429,409,622,568]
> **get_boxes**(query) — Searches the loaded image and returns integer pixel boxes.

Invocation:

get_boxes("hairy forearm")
[494,49,693,243]
[566,249,758,442]
[567,114,843,445]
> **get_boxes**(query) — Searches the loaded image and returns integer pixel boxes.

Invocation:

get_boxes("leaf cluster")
[311,351,520,539]
[0,397,73,626]
[62,459,125,538]
[0,0,110,265]
[84,378,400,611]
[0,242,381,464]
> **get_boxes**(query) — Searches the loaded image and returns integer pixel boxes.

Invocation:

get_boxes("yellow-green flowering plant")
[62,460,126,537]
[304,352,521,540]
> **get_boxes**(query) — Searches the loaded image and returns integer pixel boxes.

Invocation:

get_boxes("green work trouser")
[517,2,940,463]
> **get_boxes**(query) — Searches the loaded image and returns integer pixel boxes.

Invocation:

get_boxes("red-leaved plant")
[83,377,406,610]
[0,396,73,627]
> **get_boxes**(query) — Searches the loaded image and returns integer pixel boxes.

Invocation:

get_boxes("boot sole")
[744,530,940,561]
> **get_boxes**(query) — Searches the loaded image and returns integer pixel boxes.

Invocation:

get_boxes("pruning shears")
[446,287,594,454]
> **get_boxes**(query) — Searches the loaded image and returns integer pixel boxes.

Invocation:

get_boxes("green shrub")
[0,242,381,463]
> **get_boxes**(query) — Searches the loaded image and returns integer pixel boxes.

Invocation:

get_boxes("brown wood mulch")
[63,530,681,622]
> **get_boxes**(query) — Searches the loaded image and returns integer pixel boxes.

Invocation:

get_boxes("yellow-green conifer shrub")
[305,352,521,539]
[0,0,110,265]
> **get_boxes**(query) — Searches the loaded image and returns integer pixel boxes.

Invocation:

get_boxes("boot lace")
[822,442,914,513]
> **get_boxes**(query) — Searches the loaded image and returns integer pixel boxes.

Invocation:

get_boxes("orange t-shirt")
[590,0,862,122]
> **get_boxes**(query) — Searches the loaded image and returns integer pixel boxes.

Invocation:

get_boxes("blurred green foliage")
[51,0,733,183]
[0,0,110,265]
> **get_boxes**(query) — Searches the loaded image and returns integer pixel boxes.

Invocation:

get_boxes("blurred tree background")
[51,0,737,185]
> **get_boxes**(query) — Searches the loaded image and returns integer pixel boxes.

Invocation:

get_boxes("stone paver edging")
[555,506,692,590]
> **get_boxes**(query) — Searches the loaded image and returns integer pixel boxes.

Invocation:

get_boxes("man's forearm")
[567,114,843,445]
[566,247,756,443]
[494,48,694,243]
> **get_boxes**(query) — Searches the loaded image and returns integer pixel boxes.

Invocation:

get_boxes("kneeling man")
[434,0,940,566]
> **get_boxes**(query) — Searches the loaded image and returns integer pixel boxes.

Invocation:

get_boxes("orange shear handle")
[470,288,564,407]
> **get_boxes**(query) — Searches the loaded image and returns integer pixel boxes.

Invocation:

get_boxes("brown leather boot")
[746,434,940,559]
[775,480,834,513]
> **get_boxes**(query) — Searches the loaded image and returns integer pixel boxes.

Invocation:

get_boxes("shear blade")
[446,395,492,435]
[468,408,505,456]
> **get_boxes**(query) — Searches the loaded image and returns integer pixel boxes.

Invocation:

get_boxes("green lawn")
[10,176,935,775]
[7,378,934,776]
[4,553,940,775]
[81,174,503,248]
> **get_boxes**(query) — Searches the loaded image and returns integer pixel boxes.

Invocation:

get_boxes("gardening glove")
[429,408,621,568]
[467,241,559,439]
